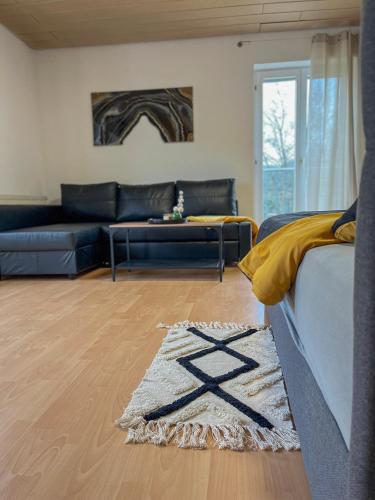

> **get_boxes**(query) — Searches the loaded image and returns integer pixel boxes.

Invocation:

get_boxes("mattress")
[281,243,354,448]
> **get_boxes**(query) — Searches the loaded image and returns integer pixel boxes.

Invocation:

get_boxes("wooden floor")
[0,268,311,500]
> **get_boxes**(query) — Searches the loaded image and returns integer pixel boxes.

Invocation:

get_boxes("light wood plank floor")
[0,268,311,500]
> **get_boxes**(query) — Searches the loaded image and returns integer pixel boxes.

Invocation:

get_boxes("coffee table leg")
[219,226,223,282]
[110,229,116,282]
[126,229,131,273]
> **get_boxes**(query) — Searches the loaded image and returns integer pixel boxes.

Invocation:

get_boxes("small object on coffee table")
[148,218,186,225]
[172,206,182,221]
[177,190,184,214]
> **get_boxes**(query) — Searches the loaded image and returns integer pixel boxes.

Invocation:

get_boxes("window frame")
[253,62,310,222]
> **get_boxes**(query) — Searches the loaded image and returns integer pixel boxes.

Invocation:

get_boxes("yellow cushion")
[334,221,356,242]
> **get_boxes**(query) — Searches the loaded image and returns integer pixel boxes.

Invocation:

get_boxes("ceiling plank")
[300,8,360,21]
[261,17,360,32]
[28,4,265,24]
[57,23,261,45]
[263,0,360,14]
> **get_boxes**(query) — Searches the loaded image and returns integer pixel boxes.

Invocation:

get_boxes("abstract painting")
[91,87,193,145]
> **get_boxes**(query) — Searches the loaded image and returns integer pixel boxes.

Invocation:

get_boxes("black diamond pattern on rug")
[144,327,273,429]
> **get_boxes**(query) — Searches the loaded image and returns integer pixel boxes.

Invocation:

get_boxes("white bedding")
[281,243,355,448]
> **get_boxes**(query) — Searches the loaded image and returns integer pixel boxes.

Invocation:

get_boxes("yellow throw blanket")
[238,213,344,306]
[187,216,259,245]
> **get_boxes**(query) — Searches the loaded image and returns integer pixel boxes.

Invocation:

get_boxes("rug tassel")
[217,425,246,451]
[273,428,300,451]
[150,421,169,445]
[258,428,280,451]
[211,425,224,448]
[188,423,205,448]
[175,422,192,448]
[125,419,147,444]
[157,320,267,332]
[199,425,209,448]
[121,418,300,451]
[247,427,270,450]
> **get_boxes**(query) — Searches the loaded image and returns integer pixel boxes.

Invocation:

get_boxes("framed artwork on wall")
[91,87,193,145]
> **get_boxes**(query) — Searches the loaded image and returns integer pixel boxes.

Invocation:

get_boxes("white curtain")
[300,31,364,211]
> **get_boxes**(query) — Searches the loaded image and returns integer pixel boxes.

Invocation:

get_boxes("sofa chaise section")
[0,217,104,277]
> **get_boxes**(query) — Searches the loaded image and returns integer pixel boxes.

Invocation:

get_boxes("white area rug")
[117,321,300,451]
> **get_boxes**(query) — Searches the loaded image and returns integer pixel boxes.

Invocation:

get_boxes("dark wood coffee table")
[109,221,224,282]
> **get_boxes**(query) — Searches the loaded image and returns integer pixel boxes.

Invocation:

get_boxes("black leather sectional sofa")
[0,179,252,279]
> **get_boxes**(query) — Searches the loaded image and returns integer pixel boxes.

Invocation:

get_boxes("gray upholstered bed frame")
[267,3,375,498]
[268,305,348,499]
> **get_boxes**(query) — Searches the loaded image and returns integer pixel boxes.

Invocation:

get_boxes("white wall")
[36,32,315,213]
[0,25,45,200]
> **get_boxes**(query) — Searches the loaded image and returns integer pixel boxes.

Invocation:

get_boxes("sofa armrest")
[238,221,252,260]
[0,205,64,232]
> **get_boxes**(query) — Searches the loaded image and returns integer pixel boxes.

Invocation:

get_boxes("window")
[254,63,310,221]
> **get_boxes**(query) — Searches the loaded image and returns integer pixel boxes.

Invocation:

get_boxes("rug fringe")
[118,418,300,452]
[157,320,268,332]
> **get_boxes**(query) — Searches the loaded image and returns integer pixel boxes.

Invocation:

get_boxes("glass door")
[254,65,309,221]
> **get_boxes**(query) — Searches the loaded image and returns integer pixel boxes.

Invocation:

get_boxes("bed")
[256,212,354,498]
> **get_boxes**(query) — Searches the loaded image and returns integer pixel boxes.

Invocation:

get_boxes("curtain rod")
[237,35,312,47]
[236,28,358,47]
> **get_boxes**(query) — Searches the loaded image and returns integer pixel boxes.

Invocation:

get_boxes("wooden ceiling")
[0,0,361,50]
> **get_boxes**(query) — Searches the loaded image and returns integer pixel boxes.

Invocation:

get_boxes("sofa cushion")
[0,223,103,251]
[176,179,237,216]
[117,182,175,221]
[61,182,117,221]
[0,205,64,232]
